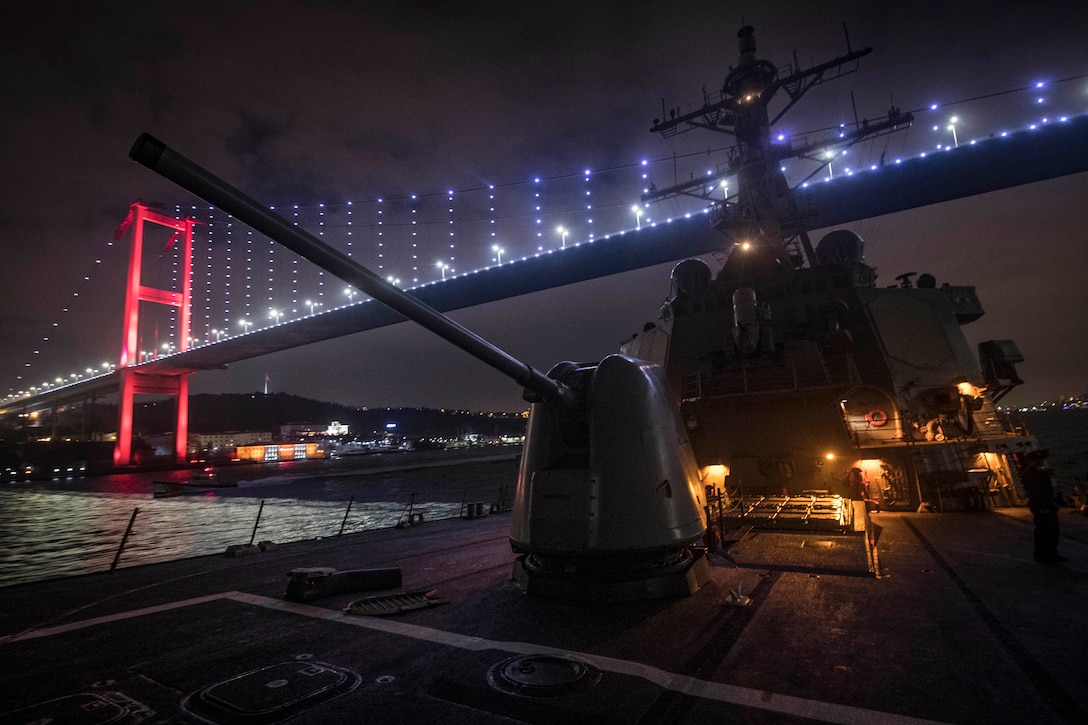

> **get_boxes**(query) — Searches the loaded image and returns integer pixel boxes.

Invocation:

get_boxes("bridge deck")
[5,116,1086,415]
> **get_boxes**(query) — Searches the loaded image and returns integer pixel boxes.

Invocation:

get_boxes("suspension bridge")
[2,89,1087,467]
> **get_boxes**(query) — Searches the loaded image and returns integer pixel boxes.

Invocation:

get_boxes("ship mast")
[646,25,912,271]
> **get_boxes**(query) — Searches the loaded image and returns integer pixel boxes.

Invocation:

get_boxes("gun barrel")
[130,133,571,406]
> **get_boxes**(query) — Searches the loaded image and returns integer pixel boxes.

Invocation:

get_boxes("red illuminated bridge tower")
[113,202,199,466]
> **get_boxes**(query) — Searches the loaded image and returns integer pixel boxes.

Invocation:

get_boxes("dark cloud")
[228,111,290,159]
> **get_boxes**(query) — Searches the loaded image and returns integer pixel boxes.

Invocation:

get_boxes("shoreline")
[222,446,521,487]
[3,442,524,486]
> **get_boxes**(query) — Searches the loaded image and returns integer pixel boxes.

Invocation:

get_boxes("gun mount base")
[512,547,710,601]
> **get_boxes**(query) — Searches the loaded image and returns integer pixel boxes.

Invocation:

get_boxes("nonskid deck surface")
[1,509,1086,724]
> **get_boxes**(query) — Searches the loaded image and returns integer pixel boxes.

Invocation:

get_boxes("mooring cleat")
[723,581,752,607]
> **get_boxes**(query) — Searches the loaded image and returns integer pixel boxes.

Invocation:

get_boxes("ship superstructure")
[623,26,1037,511]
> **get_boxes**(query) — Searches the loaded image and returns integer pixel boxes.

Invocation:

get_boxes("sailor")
[848,467,875,509]
[1021,450,1067,563]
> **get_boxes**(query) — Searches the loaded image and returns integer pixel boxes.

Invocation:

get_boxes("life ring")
[865,409,889,427]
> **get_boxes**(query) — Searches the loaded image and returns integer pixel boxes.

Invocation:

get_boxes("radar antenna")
[647,25,913,268]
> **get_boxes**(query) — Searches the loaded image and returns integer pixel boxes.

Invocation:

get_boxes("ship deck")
[2,503,1087,723]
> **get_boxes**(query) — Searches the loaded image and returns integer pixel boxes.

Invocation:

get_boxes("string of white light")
[5,79,1085,401]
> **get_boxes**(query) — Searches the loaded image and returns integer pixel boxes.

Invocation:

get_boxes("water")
[0,452,520,588]
[1017,409,1088,493]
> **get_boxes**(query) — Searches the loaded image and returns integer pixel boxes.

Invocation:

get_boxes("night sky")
[3,1,1087,413]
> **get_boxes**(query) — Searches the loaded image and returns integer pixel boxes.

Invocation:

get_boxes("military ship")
[2,25,1086,724]
[621,26,1038,515]
[121,22,1066,606]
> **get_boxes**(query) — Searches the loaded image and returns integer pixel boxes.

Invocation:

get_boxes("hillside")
[138,392,527,438]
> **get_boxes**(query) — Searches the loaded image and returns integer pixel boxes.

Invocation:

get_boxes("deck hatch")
[487,654,602,697]
[184,660,360,724]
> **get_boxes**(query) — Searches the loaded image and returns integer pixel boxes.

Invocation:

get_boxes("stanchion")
[110,507,139,573]
[249,500,265,546]
[338,496,354,536]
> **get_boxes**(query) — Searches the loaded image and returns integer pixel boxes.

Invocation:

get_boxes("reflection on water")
[0,456,517,587]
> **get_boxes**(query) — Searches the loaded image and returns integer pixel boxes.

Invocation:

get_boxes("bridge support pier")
[115,369,190,465]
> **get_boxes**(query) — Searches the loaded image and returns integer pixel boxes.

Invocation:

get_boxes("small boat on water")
[153,468,237,497]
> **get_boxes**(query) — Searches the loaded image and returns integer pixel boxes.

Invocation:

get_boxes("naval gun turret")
[130,134,709,600]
